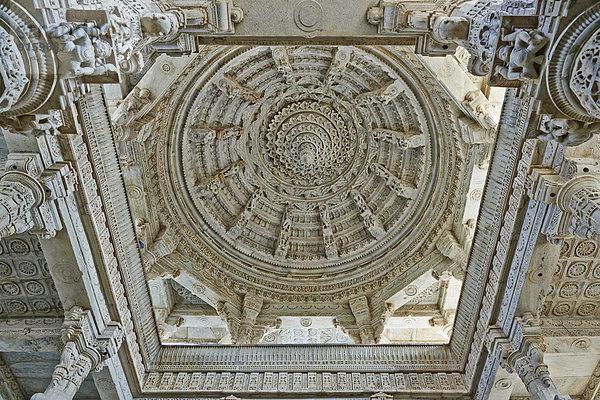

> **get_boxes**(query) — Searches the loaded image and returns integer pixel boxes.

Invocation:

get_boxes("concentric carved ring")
[157,46,462,299]
[264,100,354,187]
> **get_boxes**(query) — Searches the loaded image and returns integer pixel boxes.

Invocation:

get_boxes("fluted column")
[0,171,44,238]
[31,307,123,400]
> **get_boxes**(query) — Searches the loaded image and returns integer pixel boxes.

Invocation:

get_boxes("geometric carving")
[575,240,597,257]
[0,233,61,318]
[546,3,600,122]
[0,29,27,113]
[542,238,600,319]
[0,0,56,116]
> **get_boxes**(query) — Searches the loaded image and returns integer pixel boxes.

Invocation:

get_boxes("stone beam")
[514,236,561,319]
[0,317,62,353]
[386,270,439,312]
[0,355,25,400]
[582,359,600,400]
[487,368,517,400]
[91,357,133,400]
[146,0,446,50]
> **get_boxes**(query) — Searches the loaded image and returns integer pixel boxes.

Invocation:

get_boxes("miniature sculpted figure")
[48,22,117,78]
[139,12,180,38]
[366,7,384,25]
[433,16,470,42]
[112,87,151,126]
[495,29,549,81]
[351,190,369,214]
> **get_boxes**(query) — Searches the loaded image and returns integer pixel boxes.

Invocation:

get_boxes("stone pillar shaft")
[488,316,572,400]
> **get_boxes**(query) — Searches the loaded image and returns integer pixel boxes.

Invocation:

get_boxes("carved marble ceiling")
[2,0,600,398]
[0,233,62,318]
[139,45,468,304]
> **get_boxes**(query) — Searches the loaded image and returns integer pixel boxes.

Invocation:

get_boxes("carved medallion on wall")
[151,46,463,300]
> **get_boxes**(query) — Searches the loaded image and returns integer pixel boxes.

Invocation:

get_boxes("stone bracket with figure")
[489,16,549,86]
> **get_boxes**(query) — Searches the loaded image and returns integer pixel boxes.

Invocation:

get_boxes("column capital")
[543,175,600,242]
[486,316,572,400]
[31,306,123,400]
[0,153,77,239]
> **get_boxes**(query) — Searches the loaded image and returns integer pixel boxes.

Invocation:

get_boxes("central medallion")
[246,97,365,203]
[241,91,369,204]
[264,100,354,187]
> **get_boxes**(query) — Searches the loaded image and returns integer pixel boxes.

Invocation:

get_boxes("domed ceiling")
[151,46,464,300]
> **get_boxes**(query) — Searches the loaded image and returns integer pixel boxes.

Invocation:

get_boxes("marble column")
[30,307,123,400]
[504,338,570,400]
[0,171,44,238]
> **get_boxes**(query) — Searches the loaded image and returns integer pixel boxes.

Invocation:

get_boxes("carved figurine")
[112,87,151,126]
[366,7,384,25]
[108,8,145,74]
[0,113,60,136]
[217,75,261,103]
[319,204,331,231]
[351,190,369,214]
[537,118,600,147]
[432,16,470,42]
[281,211,292,233]
[494,29,548,81]
[48,22,117,78]
[139,12,180,38]
[357,80,403,105]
